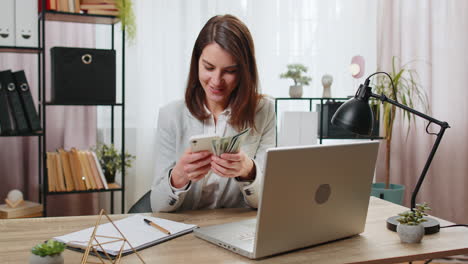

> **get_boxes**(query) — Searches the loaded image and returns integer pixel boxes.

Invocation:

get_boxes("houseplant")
[396,203,431,243]
[30,240,65,264]
[279,63,312,98]
[371,56,429,204]
[116,0,136,43]
[93,143,136,183]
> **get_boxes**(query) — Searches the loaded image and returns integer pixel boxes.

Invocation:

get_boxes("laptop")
[193,141,380,259]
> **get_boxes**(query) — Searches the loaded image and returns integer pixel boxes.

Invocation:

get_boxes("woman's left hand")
[211,151,255,180]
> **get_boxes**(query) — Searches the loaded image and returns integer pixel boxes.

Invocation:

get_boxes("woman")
[151,14,275,212]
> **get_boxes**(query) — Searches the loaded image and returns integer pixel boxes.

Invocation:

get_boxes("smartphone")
[189,135,219,153]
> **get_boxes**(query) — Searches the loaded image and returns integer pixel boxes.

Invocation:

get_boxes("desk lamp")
[331,72,450,234]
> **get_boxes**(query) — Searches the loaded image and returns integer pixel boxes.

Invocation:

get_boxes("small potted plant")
[30,240,65,264]
[279,63,312,98]
[93,143,136,183]
[396,203,431,243]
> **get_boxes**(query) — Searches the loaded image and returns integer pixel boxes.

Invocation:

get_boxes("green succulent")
[397,203,431,226]
[31,240,65,257]
[280,63,312,86]
[92,143,136,176]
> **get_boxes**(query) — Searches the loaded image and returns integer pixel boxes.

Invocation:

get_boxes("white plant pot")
[29,253,64,264]
[396,223,425,243]
[289,85,303,98]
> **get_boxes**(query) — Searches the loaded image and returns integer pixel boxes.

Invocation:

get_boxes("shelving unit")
[275,97,381,145]
[38,8,126,216]
[0,44,43,205]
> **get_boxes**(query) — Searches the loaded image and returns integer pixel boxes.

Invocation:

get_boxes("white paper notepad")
[54,214,197,256]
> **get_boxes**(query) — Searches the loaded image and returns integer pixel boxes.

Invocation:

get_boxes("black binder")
[13,70,42,132]
[0,70,14,135]
[3,70,29,134]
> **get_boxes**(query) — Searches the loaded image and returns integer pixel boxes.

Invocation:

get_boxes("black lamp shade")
[331,97,374,135]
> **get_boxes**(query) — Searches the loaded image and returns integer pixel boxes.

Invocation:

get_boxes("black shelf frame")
[46,187,123,195]
[45,103,123,106]
[0,132,43,137]
[274,97,382,145]
[39,6,126,216]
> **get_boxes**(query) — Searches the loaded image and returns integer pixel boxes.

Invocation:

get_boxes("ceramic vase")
[396,223,424,243]
[29,253,64,264]
[289,85,303,98]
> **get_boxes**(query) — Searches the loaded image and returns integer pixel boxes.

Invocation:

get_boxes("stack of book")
[46,148,110,192]
[80,0,118,16]
[39,0,118,16]
[0,70,42,136]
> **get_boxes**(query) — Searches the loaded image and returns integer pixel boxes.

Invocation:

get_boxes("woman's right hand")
[171,149,213,188]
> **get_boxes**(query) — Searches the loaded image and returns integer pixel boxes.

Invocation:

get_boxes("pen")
[144,218,171,235]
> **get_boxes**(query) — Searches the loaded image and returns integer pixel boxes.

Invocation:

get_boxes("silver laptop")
[194,141,380,259]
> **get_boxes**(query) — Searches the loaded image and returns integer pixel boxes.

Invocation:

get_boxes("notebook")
[194,141,380,259]
[54,214,197,256]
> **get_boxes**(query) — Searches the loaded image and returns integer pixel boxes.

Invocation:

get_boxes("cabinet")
[0,8,126,216]
[275,97,381,146]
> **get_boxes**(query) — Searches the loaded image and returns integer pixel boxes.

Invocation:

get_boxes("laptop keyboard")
[237,230,256,241]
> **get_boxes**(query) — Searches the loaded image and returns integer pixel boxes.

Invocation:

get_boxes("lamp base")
[386,215,440,234]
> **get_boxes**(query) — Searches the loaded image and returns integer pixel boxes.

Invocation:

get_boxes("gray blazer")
[150,97,276,212]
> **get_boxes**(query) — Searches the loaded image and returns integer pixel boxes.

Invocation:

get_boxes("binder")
[2,70,29,134]
[13,70,41,132]
[0,71,15,135]
[0,0,15,46]
[15,0,38,47]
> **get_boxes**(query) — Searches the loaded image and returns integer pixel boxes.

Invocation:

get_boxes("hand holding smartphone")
[189,135,219,153]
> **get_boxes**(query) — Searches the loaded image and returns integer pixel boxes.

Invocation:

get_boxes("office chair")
[128,190,152,213]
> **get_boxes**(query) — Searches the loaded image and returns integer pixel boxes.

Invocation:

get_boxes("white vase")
[289,85,303,98]
[396,223,425,243]
[29,253,64,264]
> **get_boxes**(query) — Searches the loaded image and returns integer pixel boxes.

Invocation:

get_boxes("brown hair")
[185,14,261,131]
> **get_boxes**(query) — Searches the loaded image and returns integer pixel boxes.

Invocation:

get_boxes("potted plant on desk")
[30,240,65,264]
[396,203,431,243]
[93,143,136,184]
[279,63,312,98]
[370,56,429,204]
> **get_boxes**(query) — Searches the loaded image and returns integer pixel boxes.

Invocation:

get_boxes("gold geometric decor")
[80,209,145,264]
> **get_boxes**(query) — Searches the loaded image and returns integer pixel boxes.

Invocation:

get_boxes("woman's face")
[198,42,239,110]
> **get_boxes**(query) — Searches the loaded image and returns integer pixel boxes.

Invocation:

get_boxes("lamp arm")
[369,92,450,210]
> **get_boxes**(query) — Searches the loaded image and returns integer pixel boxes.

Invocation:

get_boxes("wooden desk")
[1,197,467,263]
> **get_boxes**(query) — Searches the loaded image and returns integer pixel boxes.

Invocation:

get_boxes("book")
[80,3,117,10]
[80,0,115,4]
[46,152,57,192]
[15,0,38,47]
[0,201,43,219]
[38,0,57,12]
[78,150,96,189]
[69,148,87,191]
[13,71,42,133]
[0,0,15,46]
[53,214,197,256]
[54,152,67,191]
[3,70,29,134]
[0,71,15,135]
[91,151,108,189]
[58,148,75,191]
[85,151,104,189]
[86,9,118,16]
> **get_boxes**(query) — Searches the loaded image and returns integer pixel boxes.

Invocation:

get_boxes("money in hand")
[211,128,250,156]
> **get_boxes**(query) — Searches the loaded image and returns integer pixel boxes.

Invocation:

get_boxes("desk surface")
[1,197,467,264]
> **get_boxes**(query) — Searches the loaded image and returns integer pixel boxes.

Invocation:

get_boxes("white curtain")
[99,0,378,209]
[377,0,468,224]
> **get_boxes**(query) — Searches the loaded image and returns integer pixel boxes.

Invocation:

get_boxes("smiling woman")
[150,14,276,213]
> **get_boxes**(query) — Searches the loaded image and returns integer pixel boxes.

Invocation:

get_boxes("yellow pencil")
[144,218,171,235]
